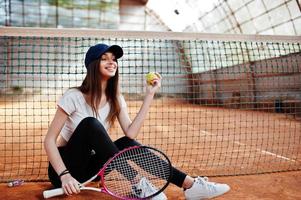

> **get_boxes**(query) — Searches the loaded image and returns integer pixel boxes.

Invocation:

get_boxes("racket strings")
[103,147,171,198]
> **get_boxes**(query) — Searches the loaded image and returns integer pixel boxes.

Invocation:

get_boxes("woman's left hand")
[146,73,162,95]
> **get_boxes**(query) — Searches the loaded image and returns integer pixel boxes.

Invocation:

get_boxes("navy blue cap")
[84,43,123,68]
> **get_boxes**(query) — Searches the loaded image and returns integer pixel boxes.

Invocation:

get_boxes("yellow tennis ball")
[145,72,160,85]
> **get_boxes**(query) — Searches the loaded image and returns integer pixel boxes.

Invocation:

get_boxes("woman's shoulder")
[62,88,83,99]
[64,88,81,95]
[58,88,84,115]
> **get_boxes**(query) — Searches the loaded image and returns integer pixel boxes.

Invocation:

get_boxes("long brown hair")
[77,58,121,127]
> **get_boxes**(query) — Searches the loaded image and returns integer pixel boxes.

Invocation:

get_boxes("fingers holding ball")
[145,72,161,86]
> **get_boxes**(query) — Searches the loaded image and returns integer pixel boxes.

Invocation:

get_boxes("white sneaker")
[184,177,230,200]
[132,177,167,200]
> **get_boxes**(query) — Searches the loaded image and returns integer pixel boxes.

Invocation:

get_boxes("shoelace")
[132,185,142,196]
[195,177,218,194]
[132,178,147,197]
[144,179,158,193]
[134,177,158,197]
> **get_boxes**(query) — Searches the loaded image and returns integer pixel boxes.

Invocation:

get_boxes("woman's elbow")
[43,136,51,152]
[43,134,55,152]
[126,135,136,140]
[124,130,137,140]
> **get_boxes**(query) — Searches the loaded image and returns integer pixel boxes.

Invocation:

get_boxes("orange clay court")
[0,97,300,200]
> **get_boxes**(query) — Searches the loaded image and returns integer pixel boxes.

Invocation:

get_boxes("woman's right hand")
[60,173,81,195]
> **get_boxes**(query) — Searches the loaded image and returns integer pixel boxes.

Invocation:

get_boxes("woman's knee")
[72,117,108,141]
[77,117,112,142]
[114,136,141,150]
[80,117,100,127]
[78,117,106,131]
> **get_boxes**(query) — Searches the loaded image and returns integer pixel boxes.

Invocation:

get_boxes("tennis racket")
[43,145,172,199]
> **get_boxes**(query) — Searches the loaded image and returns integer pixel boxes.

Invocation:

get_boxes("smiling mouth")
[105,67,115,70]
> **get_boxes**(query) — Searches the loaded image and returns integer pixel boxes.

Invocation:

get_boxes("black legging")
[48,117,187,188]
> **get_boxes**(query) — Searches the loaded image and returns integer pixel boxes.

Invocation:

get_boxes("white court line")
[180,124,297,163]
[200,130,213,136]
[234,141,297,163]
[181,125,213,136]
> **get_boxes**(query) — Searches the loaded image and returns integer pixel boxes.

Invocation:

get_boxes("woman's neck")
[101,79,107,94]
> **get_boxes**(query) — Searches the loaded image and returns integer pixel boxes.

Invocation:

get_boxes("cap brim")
[106,45,123,59]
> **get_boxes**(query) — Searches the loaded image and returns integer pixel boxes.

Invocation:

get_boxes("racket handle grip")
[43,188,64,198]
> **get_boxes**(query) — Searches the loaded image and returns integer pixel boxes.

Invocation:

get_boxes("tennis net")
[0,27,300,182]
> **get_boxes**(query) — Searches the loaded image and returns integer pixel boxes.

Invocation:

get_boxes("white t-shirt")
[57,88,127,142]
